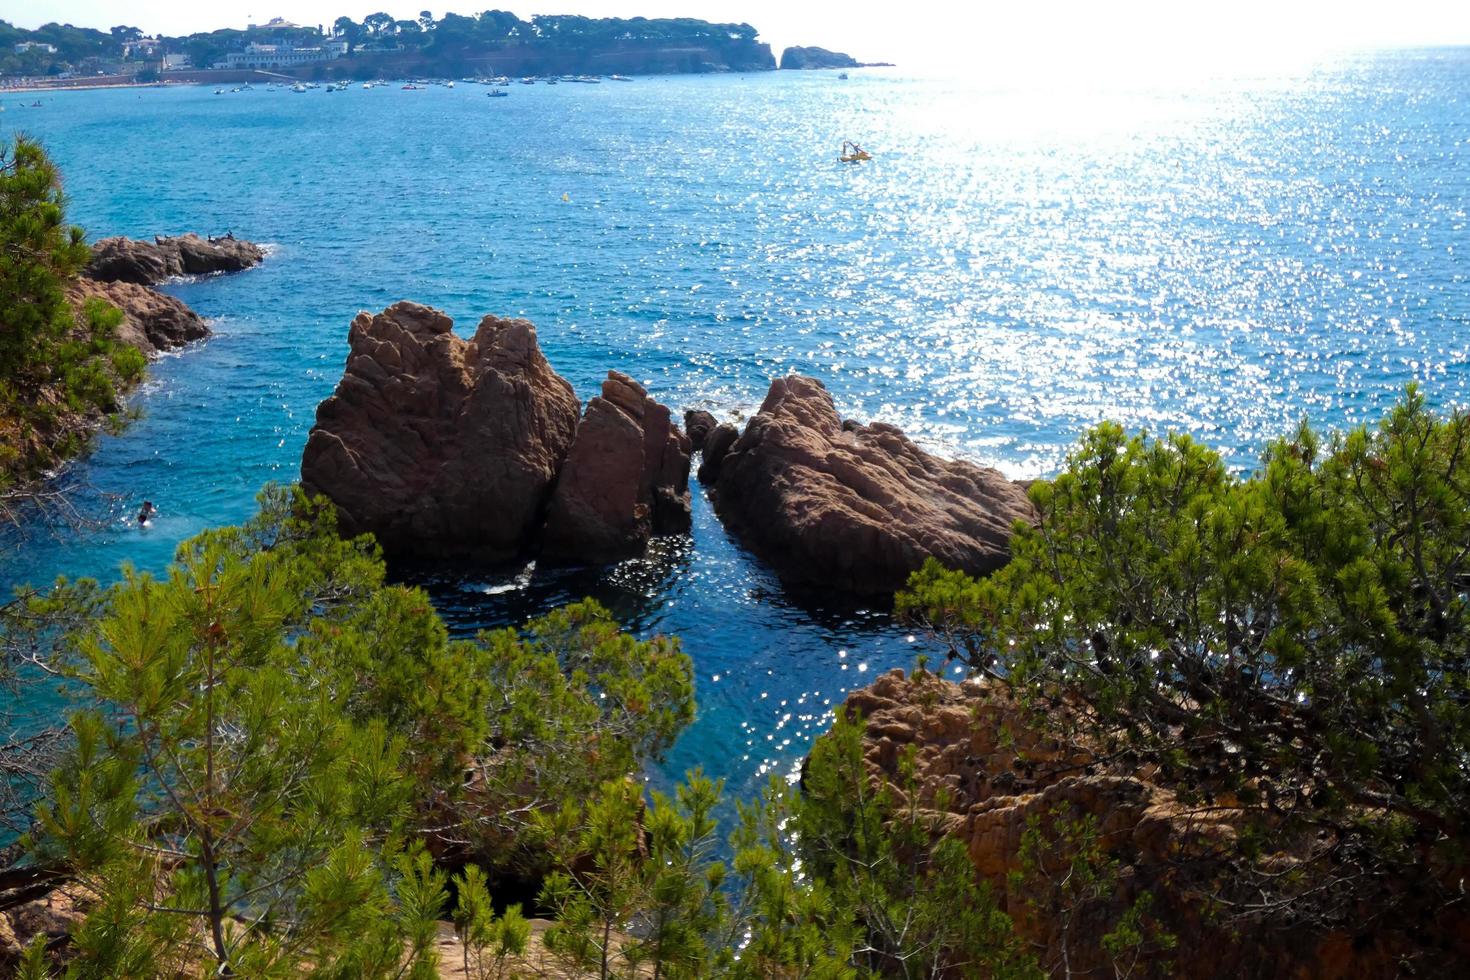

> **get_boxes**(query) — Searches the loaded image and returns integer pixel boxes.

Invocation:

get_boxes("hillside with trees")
[0,12,777,80]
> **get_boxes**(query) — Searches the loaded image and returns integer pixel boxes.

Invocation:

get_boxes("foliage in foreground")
[0,136,144,513]
[12,486,695,976]
[899,386,1470,944]
[1,487,1075,978]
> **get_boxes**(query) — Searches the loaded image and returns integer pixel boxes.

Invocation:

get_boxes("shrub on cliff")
[899,386,1470,949]
[0,136,143,513]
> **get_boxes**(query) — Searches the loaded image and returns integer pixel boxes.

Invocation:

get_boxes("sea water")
[2,53,1467,802]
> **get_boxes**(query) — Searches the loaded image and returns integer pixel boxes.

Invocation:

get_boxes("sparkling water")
[3,52,1468,800]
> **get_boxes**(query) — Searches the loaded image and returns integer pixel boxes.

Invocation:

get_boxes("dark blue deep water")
[3,53,1468,801]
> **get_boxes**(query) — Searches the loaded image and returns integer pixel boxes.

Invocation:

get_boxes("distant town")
[0,12,873,89]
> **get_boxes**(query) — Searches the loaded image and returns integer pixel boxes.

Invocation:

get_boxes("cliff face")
[825,669,1457,978]
[779,46,861,70]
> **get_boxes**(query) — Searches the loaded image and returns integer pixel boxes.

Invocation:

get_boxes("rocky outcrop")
[301,302,580,559]
[709,376,1035,593]
[542,372,692,564]
[828,670,1431,978]
[67,277,208,357]
[86,233,265,285]
[778,46,887,70]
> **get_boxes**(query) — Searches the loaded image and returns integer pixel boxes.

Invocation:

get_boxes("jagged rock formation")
[300,303,582,560]
[68,277,208,357]
[86,233,265,285]
[831,669,1428,978]
[300,303,580,559]
[708,376,1035,593]
[542,371,692,564]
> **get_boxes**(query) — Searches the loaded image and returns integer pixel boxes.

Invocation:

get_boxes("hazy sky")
[7,1,1470,72]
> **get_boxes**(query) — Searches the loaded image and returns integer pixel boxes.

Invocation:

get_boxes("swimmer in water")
[137,501,157,526]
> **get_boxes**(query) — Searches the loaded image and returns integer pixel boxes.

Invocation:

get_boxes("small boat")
[610,74,633,82]
[402,83,421,90]
[214,88,224,95]
[838,72,849,80]
[291,83,307,93]
[839,140,871,163]
[487,89,509,98]
[519,78,535,85]
[445,80,454,88]
[546,78,558,85]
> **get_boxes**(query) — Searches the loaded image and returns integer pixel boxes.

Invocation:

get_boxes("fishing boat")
[839,140,872,162]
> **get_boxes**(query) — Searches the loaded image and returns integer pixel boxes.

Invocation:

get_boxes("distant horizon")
[9,1,1470,76]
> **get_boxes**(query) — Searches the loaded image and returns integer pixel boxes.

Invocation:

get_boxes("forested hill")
[376,14,777,75]
[0,13,779,79]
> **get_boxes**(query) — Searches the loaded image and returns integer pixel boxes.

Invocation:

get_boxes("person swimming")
[137,501,157,526]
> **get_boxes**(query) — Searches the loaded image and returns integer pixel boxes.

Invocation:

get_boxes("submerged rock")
[301,302,580,559]
[86,233,265,285]
[68,277,208,357]
[542,372,691,564]
[710,375,1034,594]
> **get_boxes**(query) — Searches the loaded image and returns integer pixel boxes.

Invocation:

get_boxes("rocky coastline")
[6,233,264,500]
[64,232,265,359]
[814,667,1454,977]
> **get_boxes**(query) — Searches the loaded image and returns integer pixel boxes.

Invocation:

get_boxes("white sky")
[5,1,1470,73]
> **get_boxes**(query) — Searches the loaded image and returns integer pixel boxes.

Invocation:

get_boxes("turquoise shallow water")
[2,53,1468,800]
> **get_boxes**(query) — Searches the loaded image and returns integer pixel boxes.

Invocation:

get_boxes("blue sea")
[3,53,1468,803]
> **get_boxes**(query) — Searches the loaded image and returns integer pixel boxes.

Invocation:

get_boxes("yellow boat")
[840,140,871,163]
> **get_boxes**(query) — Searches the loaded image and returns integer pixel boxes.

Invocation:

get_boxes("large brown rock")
[542,372,692,564]
[86,233,264,285]
[711,376,1035,593]
[828,670,1437,979]
[67,277,209,357]
[300,302,580,559]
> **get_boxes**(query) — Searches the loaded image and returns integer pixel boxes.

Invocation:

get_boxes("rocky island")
[778,45,893,70]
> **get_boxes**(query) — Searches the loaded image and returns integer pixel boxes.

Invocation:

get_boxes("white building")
[15,42,58,54]
[219,41,347,69]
